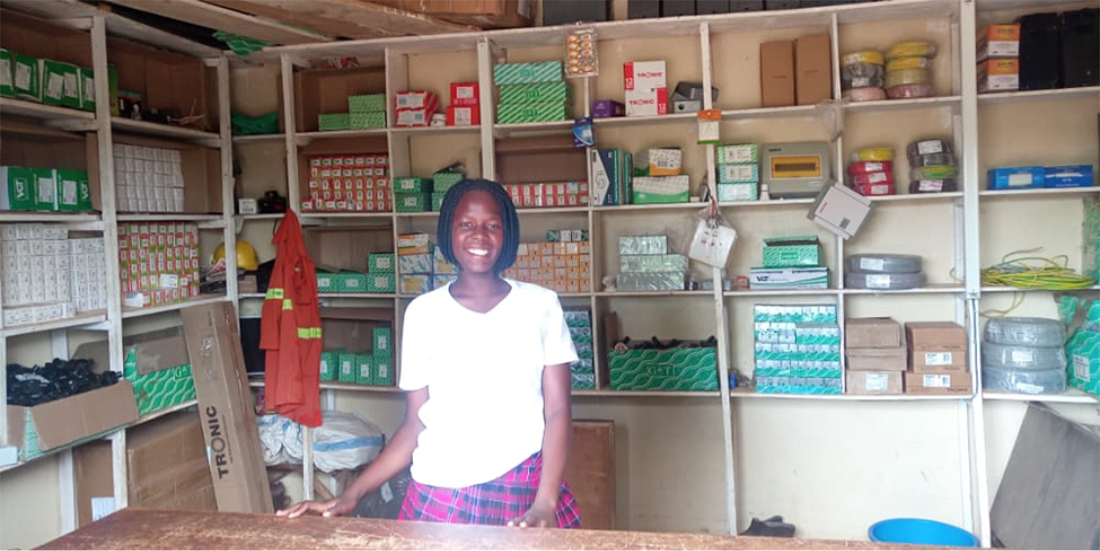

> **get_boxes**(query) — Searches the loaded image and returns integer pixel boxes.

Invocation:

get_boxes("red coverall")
[260,210,323,427]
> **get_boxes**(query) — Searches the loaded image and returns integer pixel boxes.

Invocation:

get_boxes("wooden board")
[567,421,615,530]
[202,0,476,39]
[40,508,944,550]
[106,0,332,45]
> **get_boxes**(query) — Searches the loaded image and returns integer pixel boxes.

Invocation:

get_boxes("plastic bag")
[258,410,385,473]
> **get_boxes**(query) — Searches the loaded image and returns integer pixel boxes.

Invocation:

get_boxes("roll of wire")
[886,41,937,60]
[909,179,958,193]
[910,165,958,180]
[885,68,931,89]
[846,87,887,102]
[886,55,931,72]
[851,147,895,162]
[848,160,893,175]
[842,62,885,79]
[845,75,886,89]
[886,83,934,99]
[842,50,885,66]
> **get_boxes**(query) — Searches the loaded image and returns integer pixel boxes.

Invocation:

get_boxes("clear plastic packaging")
[845,87,887,102]
[983,317,1066,347]
[842,62,885,80]
[844,75,886,89]
[981,341,1067,370]
[565,28,598,78]
[909,179,958,193]
[906,139,953,160]
[842,50,885,66]
[846,254,923,274]
[886,41,937,60]
[845,271,926,290]
[981,365,1067,395]
[886,83,935,99]
[909,151,956,167]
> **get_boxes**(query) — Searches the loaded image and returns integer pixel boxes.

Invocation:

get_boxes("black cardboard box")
[543,0,610,25]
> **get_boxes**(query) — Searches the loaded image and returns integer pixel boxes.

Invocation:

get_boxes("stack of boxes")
[366,252,396,294]
[446,83,480,126]
[590,148,633,206]
[118,223,200,309]
[903,321,971,395]
[748,236,828,290]
[566,309,595,389]
[494,61,571,124]
[1066,300,1099,397]
[396,233,459,295]
[977,23,1020,93]
[320,326,395,387]
[114,144,185,213]
[632,148,688,204]
[301,154,391,213]
[315,268,367,295]
[501,229,592,294]
[347,93,387,130]
[616,235,686,292]
[759,35,832,108]
[753,304,842,394]
[502,181,590,209]
[393,176,432,213]
[1,166,92,212]
[847,156,896,197]
[623,60,667,116]
[844,318,906,395]
[395,91,439,128]
[1,224,106,326]
[716,143,760,202]
[0,48,103,112]
[432,169,463,211]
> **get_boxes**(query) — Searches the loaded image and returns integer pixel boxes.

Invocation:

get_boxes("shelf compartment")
[237,213,288,221]
[720,105,818,121]
[843,95,962,114]
[492,120,573,139]
[232,133,286,144]
[1,310,109,338]
[719,198,816,209]
[121,294,229,319]
[593,112,698,127]
[0,97,95,125]
[982,284,1100,294]
[979,187,1100,198]
[842,284,965,295]
[389,125,481,136]
[112,118,221,145]
[982,388,1097,405]
[117,213,225,222]
[725,288,841,297]
[731,389,971,401]
[868,191,964,203]
[294,128,388,146]
[0,212,103,227]
[977,86,1100,105]
[300,212,395,221]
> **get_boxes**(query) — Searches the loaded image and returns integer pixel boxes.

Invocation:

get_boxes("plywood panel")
[567,421,616,530]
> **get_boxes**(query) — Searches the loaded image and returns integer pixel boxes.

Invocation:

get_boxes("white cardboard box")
[623,60,667,91]
[808,183,874,240]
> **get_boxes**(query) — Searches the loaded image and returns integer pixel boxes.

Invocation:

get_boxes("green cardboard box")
[349,112,386,129]
[0,49,13,97]
[12,52,39,101]
[395,177,433,193]
[40,59,80,108]
[33,168,57,211]
[1,166,36,211]
[497,101,571,124]
[620,254,688,273]
[493,61,563,85]
[318,112,351,131]
[108,63,119,116]
[632,188,689,204]
[374,353,395,386]
[571,372,595,389]
[316,271,339,293]
[717,182,758,202]
[338,352,357,383]
[609,347,718,391]
[348,93,387,113]
[431,192,446,212]
[355,354,375,385]
[55,169,91,212]
[367,273,396,293]
[395,193,429,212]
[320,351,337,382]
[337,272,368,293]
[498,82,571,105]
[432,170,463,192]
[717,143,758,165]
[369,253,396,273]
[79,67,95,111]
[373,327,392,358]
[762,236,821,268]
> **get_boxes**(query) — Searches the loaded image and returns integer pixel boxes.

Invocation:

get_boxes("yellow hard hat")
[214,240,259,271]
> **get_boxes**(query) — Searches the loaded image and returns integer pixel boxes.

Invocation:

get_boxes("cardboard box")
[624,87,668,116]
[845,317,902,348]
[623,60,667,91]
[760,40,795,107]
[977,23,1021,61]
[904,370,972,395]
[0,48,13,97]
[1,166,36,211]
[39,59,81,108]
[846,346,906,372]
[12,52,40,101]
[978,59,1020,92]
[450,82,480,106]
[846,370,903,395]
[906,321,967,372]
[446,104,480,126]
[795,34,832,106]
[6,381,138,460]
[807,183,873,240]
[180,302,273,513]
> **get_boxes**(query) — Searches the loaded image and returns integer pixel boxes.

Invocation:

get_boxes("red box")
[447,105,480,126]
[451,82,480,106]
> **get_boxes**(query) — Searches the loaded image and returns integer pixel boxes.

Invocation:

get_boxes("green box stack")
[367,273,396,293]
[12,52,39,101]
[338,352,357,383]
[0,49,13,98]
[336,272,368,293]
[494,61,571,124]
[55,169,92,212]
[753,304,841,395]
[316,270,340,293]
[431,193,446,212]
[347,93,387,129]
[369,253,396,273]
[124,346,195,417]
[373,327,394,386]
[33,168,56,211]
[395,177,432,193]
[395,193,430,213]
[39,59,80,108]
[79,66,95,111]
[355,354,375,385]
[432,170,464,193]
[716,143,759,203]
[566,309,595,389]
[1066,300,1099,397]
[762,236,822,268]
[609,346,718,391]
[318,112,351,132]
[320,351,338,382]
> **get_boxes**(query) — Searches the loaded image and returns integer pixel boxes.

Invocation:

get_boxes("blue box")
[1044,165,1094,188]
[987,166,1044,190]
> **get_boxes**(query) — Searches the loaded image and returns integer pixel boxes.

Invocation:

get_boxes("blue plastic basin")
[869,518,979,547]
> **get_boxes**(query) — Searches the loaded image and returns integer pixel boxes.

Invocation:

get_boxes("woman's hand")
[276,494,358,519]
[507,502,556,528]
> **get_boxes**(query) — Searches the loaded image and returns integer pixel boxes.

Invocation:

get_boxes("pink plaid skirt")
[398,452,581,528]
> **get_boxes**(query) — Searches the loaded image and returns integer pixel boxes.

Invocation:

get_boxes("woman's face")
[450,189,504,274]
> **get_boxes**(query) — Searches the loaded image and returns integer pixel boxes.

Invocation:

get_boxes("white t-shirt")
[399,279,578,488]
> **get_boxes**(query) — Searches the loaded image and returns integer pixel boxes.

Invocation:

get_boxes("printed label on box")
[924,352,952,366]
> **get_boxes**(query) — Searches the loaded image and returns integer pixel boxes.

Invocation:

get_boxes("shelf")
[977,86,1100,105]
[719,105,818,121]
[0,212,103,229]
[492,120,572,138]
[979,187,1099,198]
[121,294,229,319]
[593,112,698,127]
[390,125,481,136]
[133,400,199,426]
[982,388,1097,405]
[516,206,591,215]
[731,389,971,401]
[232,133,285,144]
[719,198,815,209]
[300,212,394,220]
[594,290,713,298]
[1,311,108,338]
[238,293,266,299]
[237,213,287,221]
[320,382,403,392]
[0,97,95,125]
[295,129,387,146]
[117,213,225,222]
[842,284,965,296]
[112,117,221,145]
[982,285,1100,294]
[725,288,839,298]
[844,95,962,114]
[869,191,963,203]
[318,293,397,299]
[593,202,706,213]
[573,390,720,398]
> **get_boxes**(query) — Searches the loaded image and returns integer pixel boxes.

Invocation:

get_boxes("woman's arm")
[508,362,572,528]
[277,387,428,518]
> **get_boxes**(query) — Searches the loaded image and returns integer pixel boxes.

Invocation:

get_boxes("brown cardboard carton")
[181,302,273,513]
[906,321,968,372]
[846,370,903,395]
[845,317,902,348]
[905,370,973,395]
[76,326,189,376]
[846,346,906,372]
[6,380,138,454]
[759,40,795,107]
[795,34,832,106]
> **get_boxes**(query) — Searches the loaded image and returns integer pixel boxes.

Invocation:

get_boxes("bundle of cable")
[885,41,936,100]
[841,50,886,102]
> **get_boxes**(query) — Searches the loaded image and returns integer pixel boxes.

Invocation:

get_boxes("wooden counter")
[40,508,941,550]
